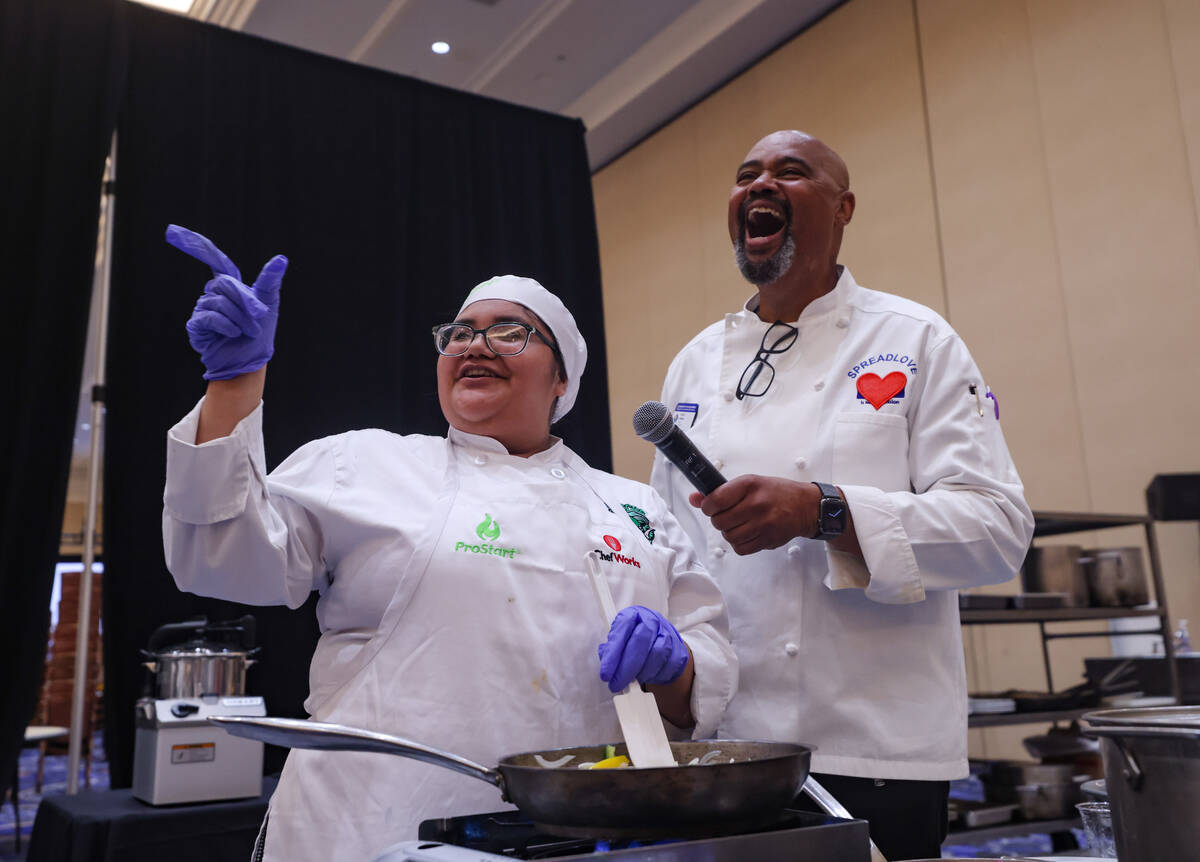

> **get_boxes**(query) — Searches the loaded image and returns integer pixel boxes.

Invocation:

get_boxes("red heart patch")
[856,372,907,410]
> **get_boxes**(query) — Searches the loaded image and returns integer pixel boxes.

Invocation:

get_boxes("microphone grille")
[632,400,675,444]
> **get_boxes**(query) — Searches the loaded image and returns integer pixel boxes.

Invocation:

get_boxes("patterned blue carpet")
[0,733,108,861]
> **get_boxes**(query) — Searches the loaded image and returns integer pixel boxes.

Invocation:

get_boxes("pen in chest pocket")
[968,384,984,417]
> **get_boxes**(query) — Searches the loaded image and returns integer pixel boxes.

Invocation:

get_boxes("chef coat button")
[713,458,724,471]
[712,547,726,559]
[550,467,566,479]
[813,380,825,391]
[473,455,487,465]
[787,545,802,558]
[836,317,849,328]
[785,642,799,657]
[722,390,734,402]
[795,456,807,470]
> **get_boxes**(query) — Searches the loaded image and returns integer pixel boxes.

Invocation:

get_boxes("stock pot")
[142,614,258,698]
[1082,706,1200,862]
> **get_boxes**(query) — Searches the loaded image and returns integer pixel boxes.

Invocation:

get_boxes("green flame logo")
[476,514,501,542]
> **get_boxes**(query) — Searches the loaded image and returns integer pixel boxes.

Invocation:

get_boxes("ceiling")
[169,0,842,171]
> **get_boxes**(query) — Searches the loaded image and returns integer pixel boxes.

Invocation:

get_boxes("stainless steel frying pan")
[211,714,884,861]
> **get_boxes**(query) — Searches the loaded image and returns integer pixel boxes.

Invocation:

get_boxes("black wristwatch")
[811,482,847,540]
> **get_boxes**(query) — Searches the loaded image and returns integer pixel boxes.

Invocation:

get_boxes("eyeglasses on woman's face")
[431,321,554,357]
[736,321,798,399]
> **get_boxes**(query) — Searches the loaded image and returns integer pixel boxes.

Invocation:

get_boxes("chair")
[6,725,69,852]
[34,568,104,791]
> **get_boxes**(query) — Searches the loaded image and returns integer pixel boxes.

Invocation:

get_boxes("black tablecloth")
[26,777,277,862]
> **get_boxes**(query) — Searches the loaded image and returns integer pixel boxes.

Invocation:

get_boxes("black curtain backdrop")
[0,0,123,791]
[103,5,609,786]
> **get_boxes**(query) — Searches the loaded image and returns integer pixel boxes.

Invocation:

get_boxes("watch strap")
[814,481,840,500]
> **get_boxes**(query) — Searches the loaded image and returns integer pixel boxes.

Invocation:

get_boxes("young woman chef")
[160,226,737,862]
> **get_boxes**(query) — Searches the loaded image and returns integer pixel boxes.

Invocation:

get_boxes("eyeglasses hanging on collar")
[736,321,798,399]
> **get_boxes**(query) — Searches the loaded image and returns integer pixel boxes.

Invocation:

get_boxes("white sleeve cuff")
[163,398,267,525]
[823,547,870,590]
[682,626,738,739]
[828,485,925,604]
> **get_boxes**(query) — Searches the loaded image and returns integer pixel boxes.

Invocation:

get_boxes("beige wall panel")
[754,0,945,314]
[1157,522,1200,642]
[1164,0,1200,241]
[1027,0,1200,644]
[917,0,1090,513]
[1026,0,1200,510]
[686,64,771,344]
[595,111,708,480]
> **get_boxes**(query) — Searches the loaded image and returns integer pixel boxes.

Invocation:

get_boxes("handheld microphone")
[633,401,727,495]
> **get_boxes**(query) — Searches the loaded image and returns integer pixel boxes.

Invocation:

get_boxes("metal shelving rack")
[947,511,1182,847]
[963,510,1181,729]
[948,816,1081,844]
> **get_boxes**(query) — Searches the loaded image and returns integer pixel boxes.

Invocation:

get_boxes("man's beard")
[734,231,796,286]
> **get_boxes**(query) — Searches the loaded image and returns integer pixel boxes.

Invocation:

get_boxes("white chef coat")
[163,399,736,861]
[651,266,1033,781]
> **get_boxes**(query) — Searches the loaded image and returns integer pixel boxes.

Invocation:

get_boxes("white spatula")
[585,550,678,768]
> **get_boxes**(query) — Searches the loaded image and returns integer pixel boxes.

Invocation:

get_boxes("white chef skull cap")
[458,274,587,422]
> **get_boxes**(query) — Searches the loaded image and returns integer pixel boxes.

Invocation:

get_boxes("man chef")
[650,130,1034,859]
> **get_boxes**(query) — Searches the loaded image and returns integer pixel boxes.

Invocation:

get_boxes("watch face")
[820,498,846,534]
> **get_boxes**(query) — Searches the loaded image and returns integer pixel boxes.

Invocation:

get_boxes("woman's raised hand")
[166,224,287,380]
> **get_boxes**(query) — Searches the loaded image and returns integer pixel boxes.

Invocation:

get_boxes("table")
[25,776,277,862]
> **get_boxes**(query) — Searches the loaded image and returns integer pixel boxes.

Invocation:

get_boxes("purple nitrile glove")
[598,605,690,693]
[166,224,288,381]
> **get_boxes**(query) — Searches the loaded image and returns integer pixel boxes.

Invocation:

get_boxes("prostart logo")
[454,513,521,559]
[595,534,641,568]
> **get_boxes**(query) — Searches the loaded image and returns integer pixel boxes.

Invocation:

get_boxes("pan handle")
[208,716,504,790]
[801,776,888,862]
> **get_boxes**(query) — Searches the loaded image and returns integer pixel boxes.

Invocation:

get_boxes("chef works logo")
[453,513,521,559]
[594,535,641,568]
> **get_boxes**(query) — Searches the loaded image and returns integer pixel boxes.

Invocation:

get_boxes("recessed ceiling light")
[128,0,195,12]
[431,41,450,55]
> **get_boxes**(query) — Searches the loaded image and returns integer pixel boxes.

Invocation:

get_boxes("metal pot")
[979,759,1081,809]
[1083,706,1200,861]
[984,760,1079,786]
[1081,548,1149,607]
[1022,545,1090,607]
[1013,777,1086,819]
[142,615,258,699]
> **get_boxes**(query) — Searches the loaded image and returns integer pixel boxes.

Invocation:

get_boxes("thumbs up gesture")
[166,224,288,380]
